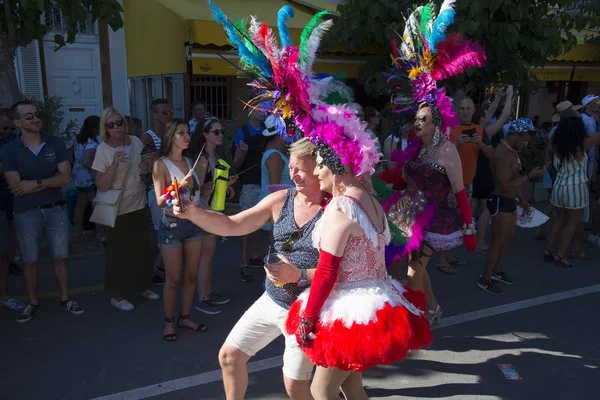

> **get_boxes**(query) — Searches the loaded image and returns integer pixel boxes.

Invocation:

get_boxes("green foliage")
[30,96,79,148]
[0,0,123,50]
[325,0,600,98]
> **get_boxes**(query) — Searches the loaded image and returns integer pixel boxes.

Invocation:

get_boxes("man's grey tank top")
[266,188,322,309]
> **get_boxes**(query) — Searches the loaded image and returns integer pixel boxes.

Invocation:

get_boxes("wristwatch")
[297,269,308,288]
[36,179,43,188]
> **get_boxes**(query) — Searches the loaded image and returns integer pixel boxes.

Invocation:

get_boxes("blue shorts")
[239,184,261,211]
[14,205,69,263]
[157,213,206,248]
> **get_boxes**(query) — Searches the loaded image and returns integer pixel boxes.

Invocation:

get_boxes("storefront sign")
[572,69,600,82]
[530,68,572,81]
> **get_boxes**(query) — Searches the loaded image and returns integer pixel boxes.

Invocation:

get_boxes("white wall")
[526,87,557,125]
[109,0,129,114]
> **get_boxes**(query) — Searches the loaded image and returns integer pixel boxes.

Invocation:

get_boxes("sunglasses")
[159,110,174,116]
[22,112,41,121]
[105,119,125,129]
[280,230,302,253]
[209,129,224,136]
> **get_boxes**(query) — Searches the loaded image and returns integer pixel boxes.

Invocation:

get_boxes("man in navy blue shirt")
[1,100,85,323]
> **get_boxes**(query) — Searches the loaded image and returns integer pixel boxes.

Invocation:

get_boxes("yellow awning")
[553,44,600,63]
[191,51,365,77]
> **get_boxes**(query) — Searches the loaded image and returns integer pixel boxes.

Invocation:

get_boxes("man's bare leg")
[219,344,252,400]
[52,258,69,302]
[23,262,39,305]
[483,213,514,282]
[283,376,314,400]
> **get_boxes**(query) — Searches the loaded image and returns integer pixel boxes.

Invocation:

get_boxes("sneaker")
[17,304,40,323]
[0,298,26,310]
[239,266,253,283]
[491,272,514,285]
[152,274,165,285]
[588,234,599,245]
[8,263,23,276]
[208,292,230,305]
[139,290,160,300]
[61,300,85,315]
[248,257,264,267]
[110,297,135,311]
[477,277,503,295]
[195,299,222,315]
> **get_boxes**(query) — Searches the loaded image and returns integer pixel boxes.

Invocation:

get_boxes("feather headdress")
[209,1,380,176]
[387,0,486,134]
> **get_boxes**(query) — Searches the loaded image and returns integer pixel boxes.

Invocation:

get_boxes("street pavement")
[1,203,600,400]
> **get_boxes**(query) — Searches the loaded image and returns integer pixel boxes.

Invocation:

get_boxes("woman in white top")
[153,119,208,341]
[73,115,104,240]
[92,108,159,312]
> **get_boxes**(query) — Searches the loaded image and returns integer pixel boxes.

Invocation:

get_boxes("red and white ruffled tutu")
[285,277,432,371]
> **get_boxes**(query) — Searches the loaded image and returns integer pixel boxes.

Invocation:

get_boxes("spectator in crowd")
[189,100,207,134]
[188,118,236,315]
[258,115,294,254]
[0,108,21,276]
[92,107,159,311]
[580,95,600,247]
[363,106,382,155]
[142,99,173,285]
[125,116,143,139]
[471,86,514,253]
[1,100,84,323]
[0,108,24,310]
[72,116,104,241]
[232,110,266,282]
[153,118,207,340]
[544,110,600,267]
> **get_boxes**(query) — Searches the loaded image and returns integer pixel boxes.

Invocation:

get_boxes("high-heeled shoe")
[427,305,443,325]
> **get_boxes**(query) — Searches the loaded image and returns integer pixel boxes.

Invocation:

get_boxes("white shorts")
[148,187,161,231]
[225,292,314,381]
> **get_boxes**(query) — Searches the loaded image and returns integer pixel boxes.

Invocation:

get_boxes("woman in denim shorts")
[153,119,208,341]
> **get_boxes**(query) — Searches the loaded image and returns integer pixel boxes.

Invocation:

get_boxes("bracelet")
[462,223,476,236]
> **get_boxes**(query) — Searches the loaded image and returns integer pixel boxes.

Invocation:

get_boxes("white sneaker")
[588,234,600,245]
[110,298,135,311]
[139,290,160,300]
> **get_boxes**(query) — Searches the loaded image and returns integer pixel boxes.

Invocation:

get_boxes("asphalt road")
[1,209,600,400]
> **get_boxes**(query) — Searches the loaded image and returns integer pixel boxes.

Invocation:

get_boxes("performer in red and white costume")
[285,104,432,399]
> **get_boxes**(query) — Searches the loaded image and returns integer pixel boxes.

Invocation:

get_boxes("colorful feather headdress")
[209,1,380,176]
[387,0,487,134]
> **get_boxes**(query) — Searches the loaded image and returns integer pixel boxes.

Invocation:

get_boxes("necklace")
[417,128,440,161]
[501,139,522,170]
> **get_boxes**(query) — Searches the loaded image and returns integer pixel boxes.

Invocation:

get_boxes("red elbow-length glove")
[455,188,477,252]
[297,249,341,347]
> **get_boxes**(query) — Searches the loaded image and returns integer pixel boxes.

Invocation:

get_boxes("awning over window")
[191,50,365,78]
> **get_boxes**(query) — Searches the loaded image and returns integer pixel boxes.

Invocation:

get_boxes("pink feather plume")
[430,33,487,81]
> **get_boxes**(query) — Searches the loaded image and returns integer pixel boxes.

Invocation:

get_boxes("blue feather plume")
[208,1,272,77]
[429,9,455,53]
[277,5,294,48]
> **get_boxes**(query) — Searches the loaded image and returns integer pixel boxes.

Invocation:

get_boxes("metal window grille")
[44,7,96,35]
[190,75,234,121]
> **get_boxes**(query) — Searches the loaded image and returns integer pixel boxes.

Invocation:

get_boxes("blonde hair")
[289,137,316,158]
[100,107,128,142]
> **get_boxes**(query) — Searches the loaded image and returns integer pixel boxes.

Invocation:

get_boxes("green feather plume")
[299,10,331,64]
[419,4,432,41]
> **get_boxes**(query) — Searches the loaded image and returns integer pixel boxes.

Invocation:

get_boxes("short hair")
[150,99,170,114]
[457,96,475,108]
[289,137,316,158]
[191,100,206,109]
[100,107,128,142]
[9,100,36,120]
[131,117,142,128]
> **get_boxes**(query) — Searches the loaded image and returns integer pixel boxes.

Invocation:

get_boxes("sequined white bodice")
[313,196,391,285]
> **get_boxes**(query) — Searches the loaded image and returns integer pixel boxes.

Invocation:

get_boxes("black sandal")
[163,317,178,342]
[542,249,554,262]
[553,256,575,268]
[177,314,207,332]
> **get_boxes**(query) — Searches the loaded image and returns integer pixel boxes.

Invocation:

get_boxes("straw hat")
[552,101,582,122]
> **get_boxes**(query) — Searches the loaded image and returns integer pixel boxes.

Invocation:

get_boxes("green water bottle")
[209,161,230,211]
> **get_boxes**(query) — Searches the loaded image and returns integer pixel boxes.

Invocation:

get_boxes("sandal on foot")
[163,317,178,342]
[542,249,555,262]
[435,264,456,275]
[554,256,575,268]
[177,314,207,332]
[569,252,594,260]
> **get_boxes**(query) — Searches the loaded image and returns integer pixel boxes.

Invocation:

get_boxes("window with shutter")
[15,41,44,100]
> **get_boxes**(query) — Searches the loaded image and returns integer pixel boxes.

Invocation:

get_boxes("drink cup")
[264,253,286,287]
